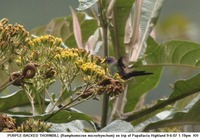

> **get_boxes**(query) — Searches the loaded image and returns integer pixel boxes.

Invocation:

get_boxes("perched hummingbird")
[103,56,152,80]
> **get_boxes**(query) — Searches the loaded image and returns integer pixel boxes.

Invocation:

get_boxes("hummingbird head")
[102,56,116,64]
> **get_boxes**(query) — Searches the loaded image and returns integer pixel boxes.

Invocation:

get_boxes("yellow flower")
[0,18,8,26]
[54,54,61,59]
[80,62,106,78]
[113,73,125,82]
[54,48,79,62]
[61,49,78,60]
[75,59,84,66]
[29,35,62,48]
[15,57,22,65]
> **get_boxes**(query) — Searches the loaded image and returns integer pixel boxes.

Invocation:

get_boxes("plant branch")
[44,95,82,122]
[0,72,24,91]
[0,79,10,91]
[65,94,94,109]
[124,88,200,122]
[44,82,90,121]
[44,88,54,104]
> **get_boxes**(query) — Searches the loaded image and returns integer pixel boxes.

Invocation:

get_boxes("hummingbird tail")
[122,71,153,80]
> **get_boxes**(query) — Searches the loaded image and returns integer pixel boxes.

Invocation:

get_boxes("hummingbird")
[103,56,152,80]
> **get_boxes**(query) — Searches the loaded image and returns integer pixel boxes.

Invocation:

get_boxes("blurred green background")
[0,0,78,30]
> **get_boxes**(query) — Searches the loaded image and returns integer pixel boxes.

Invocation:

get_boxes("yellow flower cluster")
[15,35,63,65]
[0,18,30,65]
[55,48,78,61]
[0,18,29,48]
[29,35,62,48]
[53,48,110,83]
[17,118,51,132]
[0,18,28,36]
[80,62,106,80]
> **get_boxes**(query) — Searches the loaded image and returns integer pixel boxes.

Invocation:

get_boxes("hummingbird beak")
[101,58,107,64]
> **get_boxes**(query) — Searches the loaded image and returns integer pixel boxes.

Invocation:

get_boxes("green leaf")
[126,40,200,114]
[124,37,163,112]
[125,73,200,127]
[140,94,200,131]
[110,0,135,57]
[13,110,92,124]
[0,69,9,92]
[131,106,170,131]
[126,40,200,115]
[128,0,164,61]
[0,88,48,112]
[173,93,199,111]
[45,110,92,123]
[140,0,164,42]
[0,90,29,111]
[136,0,163,60]
[140,40,200,68]
[125,67,162,112]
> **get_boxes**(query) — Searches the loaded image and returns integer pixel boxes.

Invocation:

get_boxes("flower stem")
[23,86,36,116]
[98,0,109,128]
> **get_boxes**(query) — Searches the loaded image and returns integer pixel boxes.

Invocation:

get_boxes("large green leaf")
[110,0,135,57]
[0,89,48,112]
[139,40,200,68]
[140,0,163,42]
[138,0,163,59]
[128,0,163,61]
[139,94,200,131]
[12,110,92,124]
[122,0,164,112]
[124,37,163,112]
[0,90,29,111]
[125,73,200,127]
[123,40,200,130]
[125,67,162,112]
[46,111,92,123]
[126,40,200,112]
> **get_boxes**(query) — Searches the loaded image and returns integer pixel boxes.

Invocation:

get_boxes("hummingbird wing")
[117,57,153,79]
[117,56,131,69]
[117,57,129,77]
[117,57,126,68]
